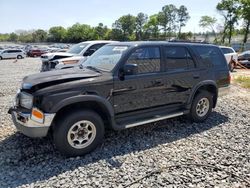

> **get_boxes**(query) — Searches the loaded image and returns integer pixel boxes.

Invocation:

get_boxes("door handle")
[153,80,163,86]
[193,74,200,79]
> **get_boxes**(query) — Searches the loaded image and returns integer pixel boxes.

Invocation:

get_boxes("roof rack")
[168,39,210,44]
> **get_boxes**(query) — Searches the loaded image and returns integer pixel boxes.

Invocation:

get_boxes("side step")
[118,112,184,129]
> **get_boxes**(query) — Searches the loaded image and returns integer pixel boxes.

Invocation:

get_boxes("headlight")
[19,92,33,109]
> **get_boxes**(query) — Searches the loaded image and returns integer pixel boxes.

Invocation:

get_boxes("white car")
[40,40,118,72]
[219,46,238,71]
[0,49,26,60]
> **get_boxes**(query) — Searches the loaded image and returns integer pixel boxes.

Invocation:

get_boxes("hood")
[22,67,101,90]
[41,52,75,59]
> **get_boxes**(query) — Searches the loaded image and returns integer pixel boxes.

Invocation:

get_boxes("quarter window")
[164,46,195,70]
[127,47,160,74]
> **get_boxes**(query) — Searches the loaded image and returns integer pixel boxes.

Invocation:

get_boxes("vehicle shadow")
[0,111,228,187]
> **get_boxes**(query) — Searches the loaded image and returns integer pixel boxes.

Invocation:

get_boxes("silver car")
[0,49,26,60]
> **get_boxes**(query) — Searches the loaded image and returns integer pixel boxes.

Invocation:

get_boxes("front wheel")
[0,56,2,60]
[188,91,213,122]
[53,110,105,157]
[17,55,22,59]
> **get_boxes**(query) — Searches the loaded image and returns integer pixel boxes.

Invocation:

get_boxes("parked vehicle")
[9,42,230,157]
[0,49,25,60]
[238,60,250,68]
[27,49,46,57]
[54,56,87,70]
[238,50,250,61]
[219,46,238,72]
[40,40,117,72]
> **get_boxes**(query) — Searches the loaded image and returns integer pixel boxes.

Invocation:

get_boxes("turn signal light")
[31,108,44,124]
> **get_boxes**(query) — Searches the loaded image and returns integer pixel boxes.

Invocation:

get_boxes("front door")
[113,46,166,114]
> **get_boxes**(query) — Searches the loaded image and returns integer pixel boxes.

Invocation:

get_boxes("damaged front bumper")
[8,107,55,138]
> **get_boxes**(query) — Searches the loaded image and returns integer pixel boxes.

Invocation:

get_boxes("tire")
[188,91,213,122]
[0,56,2,60]
[17,55,22,59]
[53,110,105,157]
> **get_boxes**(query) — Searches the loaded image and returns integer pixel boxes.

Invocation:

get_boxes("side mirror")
[123,64,138,75]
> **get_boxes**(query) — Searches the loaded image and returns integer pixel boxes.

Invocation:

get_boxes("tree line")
[1,0,250,44]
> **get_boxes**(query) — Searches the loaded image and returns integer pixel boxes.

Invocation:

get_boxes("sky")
[0,0,222,33]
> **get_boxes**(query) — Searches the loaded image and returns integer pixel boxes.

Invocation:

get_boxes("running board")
[122,112,184,129]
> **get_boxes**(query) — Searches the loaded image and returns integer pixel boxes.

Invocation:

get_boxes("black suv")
[8,42,230,157]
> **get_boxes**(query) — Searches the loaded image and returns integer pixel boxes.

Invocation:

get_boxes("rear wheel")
[0,56,2,60]
[53,110,105,157]
[188,91,213,122]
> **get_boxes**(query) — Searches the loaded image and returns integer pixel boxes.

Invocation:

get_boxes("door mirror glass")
[123,64,138,75]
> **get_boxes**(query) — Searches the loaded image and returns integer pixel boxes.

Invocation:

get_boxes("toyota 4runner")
[8,42,230,157]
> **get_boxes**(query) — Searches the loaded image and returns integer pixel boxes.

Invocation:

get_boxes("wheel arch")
[188,81,218,108]
[51,95,115,130]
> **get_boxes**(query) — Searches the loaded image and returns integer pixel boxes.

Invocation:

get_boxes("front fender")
[50,95,114,117]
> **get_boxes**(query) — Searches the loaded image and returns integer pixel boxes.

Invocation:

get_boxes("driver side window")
[126,47,160,74]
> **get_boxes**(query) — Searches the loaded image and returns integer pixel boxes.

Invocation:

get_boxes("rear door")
[161,46,201,105]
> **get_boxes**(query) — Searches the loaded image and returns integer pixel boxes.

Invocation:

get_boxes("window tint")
[84,43,106,56]
[221,47,234,54]
[194,46,226,67]
[127,47,160,74]
[164,46,195,70]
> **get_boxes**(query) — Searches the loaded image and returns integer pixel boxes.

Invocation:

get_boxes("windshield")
[67,43,89,54]
[83,45,128,71]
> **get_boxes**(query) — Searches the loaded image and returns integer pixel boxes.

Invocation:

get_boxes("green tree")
[135,12,148,40]
[112,14,136,41]
[48,26,67,42]
[0,34,10,42]
[158,4,178,39]
[199,16,218,41]
[66,23,93,42]
[240,0,250,43]
[177,5,190,38]
[93,23,109,40]
[32,29,47,42]
[216,0,241,44]
[9,32,18,42]
[144,14,160,39]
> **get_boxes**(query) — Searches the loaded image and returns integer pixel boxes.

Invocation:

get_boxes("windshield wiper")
[85,66,102,73]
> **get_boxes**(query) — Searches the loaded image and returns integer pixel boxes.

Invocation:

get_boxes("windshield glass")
[67,43,89,54]
[83,45,128,71]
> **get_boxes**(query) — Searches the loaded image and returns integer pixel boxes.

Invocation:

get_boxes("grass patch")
[234,76,250,88]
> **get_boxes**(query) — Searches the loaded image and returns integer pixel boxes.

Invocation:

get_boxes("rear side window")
[194,46,226,67]
[221,47,234,54]
[164,46,195,71]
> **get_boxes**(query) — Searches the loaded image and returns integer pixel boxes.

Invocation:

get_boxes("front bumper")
[218,86,230,97]
[8,107,55,138]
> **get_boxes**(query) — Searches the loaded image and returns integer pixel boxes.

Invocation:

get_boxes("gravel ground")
[0,58,249,188]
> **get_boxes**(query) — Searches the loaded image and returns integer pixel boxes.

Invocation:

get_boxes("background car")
[40,40,118,72]
[54,56,87,70]
[219,46,238,71]
[238,50,250,61]
[0,49,25,60]
[27,49,46,57]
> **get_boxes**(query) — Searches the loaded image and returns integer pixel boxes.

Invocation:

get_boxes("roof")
[106,41,217,47]
[78,40,118,44]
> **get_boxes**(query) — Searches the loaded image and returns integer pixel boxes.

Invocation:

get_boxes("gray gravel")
[0,58,249,188]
